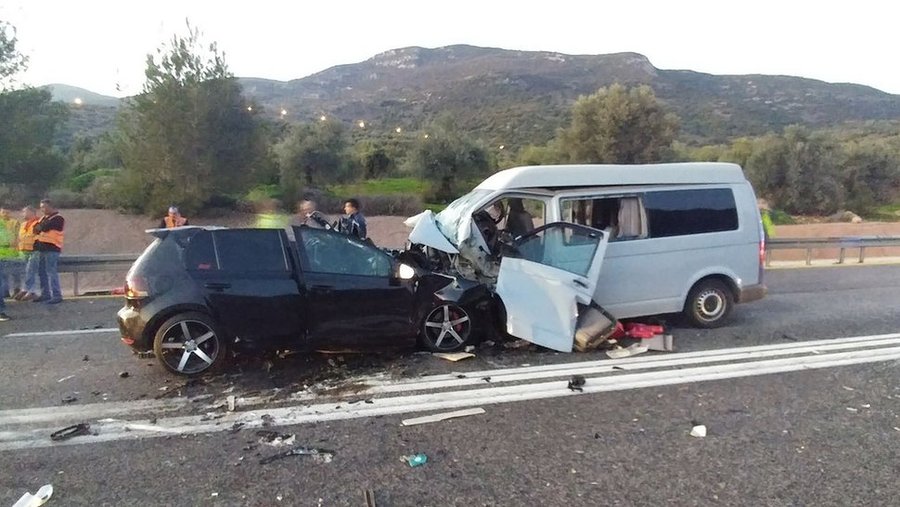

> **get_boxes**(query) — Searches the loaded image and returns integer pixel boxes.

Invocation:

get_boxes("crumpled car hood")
[405,211,459,254]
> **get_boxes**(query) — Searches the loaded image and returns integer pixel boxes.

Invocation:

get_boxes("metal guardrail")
[58,254,141,296]
[766,236,900,266]
[42,236,900,295]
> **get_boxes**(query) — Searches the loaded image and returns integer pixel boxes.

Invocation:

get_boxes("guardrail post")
[73,272,79,297]
[765,249,771,267]
[838,247,845,264]
[806,248,812,266]
[859,246,866,264]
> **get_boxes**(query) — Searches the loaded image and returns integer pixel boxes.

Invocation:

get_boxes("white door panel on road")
[495,223,609,352]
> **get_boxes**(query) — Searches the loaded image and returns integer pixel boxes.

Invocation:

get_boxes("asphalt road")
[1,265,900,506]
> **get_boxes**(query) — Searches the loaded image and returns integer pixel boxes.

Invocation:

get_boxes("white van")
[407,162,767,351]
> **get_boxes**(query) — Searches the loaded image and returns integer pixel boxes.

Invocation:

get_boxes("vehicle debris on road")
[258,447,335,465]
[401,408,486,426]
[257,430,296,447]
[690,424,708,438]
[567,375,586,392]
[403,453,428,467]
[118,371,129,378]
[50,423,92,442]
[11,484,53,507]
[61,395,77,404]
[432,352,475,362]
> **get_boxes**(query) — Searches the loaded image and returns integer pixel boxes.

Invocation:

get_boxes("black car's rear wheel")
[153,312,228,376]
[420,303,473,352]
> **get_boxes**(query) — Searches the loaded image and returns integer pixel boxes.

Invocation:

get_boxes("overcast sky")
[2,0,897,97]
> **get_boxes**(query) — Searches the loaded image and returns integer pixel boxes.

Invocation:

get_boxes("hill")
[43,84,120,107]
[46,45,900,147]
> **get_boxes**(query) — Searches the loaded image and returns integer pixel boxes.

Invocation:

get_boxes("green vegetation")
[327,178,428,197]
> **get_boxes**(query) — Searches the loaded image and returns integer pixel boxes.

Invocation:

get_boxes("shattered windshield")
[434,189,492,245]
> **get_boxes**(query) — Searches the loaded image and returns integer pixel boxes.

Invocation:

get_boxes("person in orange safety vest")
[159,206,189,229]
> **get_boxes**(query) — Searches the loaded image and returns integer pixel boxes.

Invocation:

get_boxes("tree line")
[2,20,899,217]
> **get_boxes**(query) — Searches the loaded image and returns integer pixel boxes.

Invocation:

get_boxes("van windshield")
[434,189,492,245]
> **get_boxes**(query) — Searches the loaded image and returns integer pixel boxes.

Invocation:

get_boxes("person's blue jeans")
[37,251,62,300]
[22,251,38,294]
[0,260,7,312]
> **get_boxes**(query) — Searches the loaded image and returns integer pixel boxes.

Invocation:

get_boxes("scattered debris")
[11,484,53,507]
[82,355,90,361]
[125,424,182,433]
[211,492,219,498]
[690,425,707,438]
[50,423,92,442]
[464,345,476,353]
[61,395,78,404]
[261,414,275,426]
[641,334,674,352]
[226,395,236,412]
[455,374,467,379]
[364,488,377,507]
[574,306,618,352]
[403,453,428,467]
[56,375,75,383]
[567,375,586,392]
[228,422,245,434]
[137,351,155,359]
[257,431,296,447]
[846,407,859,413]
[780,333,797,341]
[606,343,649,359]
[432,352,475,362]
[118,371,130,378]
[259,447,335,465]
[842,386,856,391]
[222,386,236,394]
[503,339,534,350]
[401,408,486,426]
[480,340,495,348]
[481,376,491,383]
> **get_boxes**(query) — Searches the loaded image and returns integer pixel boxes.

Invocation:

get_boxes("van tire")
[684,279,734,328]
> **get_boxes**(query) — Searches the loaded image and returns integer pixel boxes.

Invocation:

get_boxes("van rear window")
[645,188,738,238]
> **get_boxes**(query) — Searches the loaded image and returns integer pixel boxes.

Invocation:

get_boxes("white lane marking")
[3,332,900,426]
[1,341,899,451]
[3,328,119,338]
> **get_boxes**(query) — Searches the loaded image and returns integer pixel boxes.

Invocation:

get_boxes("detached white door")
[495,223,609,352]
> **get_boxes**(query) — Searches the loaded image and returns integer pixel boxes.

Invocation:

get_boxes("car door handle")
[572,279,588,289]
[204,282,231,291]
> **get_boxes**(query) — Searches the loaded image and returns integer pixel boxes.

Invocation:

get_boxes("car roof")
[146,225,227,239]
[474,162,748,191]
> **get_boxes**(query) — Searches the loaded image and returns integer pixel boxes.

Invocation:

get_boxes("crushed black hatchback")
[117,226,495,376]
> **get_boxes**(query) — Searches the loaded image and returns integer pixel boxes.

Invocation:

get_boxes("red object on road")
[624,322,665,339]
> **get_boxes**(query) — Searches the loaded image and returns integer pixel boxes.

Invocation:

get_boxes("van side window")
[561,197,647,241]
[644,188,738,238]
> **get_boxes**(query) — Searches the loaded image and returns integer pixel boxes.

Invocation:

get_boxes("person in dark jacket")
[337,198,367,240]
[32,199,65,304]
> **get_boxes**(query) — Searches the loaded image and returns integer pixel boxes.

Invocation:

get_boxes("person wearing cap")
[159,206,189,229]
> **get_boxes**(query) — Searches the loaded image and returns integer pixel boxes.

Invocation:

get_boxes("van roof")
[475,162,747,191]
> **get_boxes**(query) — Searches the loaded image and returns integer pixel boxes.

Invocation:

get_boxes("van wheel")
[684,279,734,328]
[153,312,229,376]
[419,303,473,352]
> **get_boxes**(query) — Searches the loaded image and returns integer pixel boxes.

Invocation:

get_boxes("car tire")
[684,279,734,329]
[419,303,474,352]
[153,312,229,376]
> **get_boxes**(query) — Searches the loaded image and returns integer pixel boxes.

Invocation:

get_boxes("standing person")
[758,198,776,240]
[32,199,65,305]
[15,206,40,301]
[0,207,20,298]
[295,199,331,229]
[338,198,367,240]
[0,210,13,320]
[159,206,188,229]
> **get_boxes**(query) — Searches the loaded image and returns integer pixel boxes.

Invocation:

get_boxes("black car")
[117,226,494,376]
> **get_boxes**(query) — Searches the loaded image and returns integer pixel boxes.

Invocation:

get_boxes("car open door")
[495,222,609,352]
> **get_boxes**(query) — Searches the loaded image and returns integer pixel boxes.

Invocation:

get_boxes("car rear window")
[184,230,217,271]
[213,230,288,272]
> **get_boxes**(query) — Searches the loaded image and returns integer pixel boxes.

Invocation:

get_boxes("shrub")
[358,193,424,216]
[44,189,86,208]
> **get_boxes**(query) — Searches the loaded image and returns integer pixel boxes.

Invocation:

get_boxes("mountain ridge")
[44,44,900,146]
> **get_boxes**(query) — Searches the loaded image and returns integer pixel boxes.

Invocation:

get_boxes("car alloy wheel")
[422,303,472,352]
[153,312,226,375]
